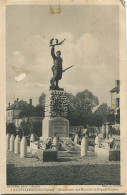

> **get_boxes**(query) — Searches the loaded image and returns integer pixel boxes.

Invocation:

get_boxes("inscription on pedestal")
[43,117,69,137]
[51,120,68,135]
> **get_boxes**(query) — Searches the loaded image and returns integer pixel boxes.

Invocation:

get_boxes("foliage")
[67,90,99,127]
[38,93,46,106]
[66,93,79,125]
[95,103,110,122]
[32,121,42,137]
[19,121,29,137]
[18,119,42,138]
[94,103,112,125]
[6,123,16,135]
[18,99,45,118]
[19,104,35,117]
[9,90,116,131]
[115,111,120,124]
[34,104,44,117]
[107,114,115,125]
[75,90,99,114]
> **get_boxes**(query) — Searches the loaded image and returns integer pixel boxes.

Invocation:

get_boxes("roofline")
[6,108,22,111]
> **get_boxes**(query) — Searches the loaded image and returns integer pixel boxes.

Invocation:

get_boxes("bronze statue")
[49,38,74,90]
[50,39,65,90]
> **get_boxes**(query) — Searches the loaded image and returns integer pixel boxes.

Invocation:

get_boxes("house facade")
[6,99,22,124]
[110,80,120,115]
[6,98,43,128]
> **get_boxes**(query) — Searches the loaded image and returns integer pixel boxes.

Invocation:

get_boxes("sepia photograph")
[0,0,127,194]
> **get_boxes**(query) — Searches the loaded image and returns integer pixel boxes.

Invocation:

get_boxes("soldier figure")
[49,38,73,89]
[50,45,63,90]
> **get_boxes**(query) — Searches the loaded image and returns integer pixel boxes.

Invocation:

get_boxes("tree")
[74,90,99,127]
[115,109,120,124]
[19,121,29,137]
[33,121,42,137]
[94,103,111,125]
[75,90,99,114]
[33,104,44,117]
[66,93,79,125]
[107,113,115,124]
[19,104,35,117]
[6,123,16,135]
[39,93,46,106]
[66,90,99,127]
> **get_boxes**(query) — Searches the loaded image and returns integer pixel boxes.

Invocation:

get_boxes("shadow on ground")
[7,163,120,185]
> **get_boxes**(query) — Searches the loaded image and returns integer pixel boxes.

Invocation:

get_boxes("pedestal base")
[37,149,57,162]
[96,147,120,161]
[42,117,69,137]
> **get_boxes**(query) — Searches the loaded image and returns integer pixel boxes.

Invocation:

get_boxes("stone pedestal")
[42,90,69,138]
[37,149,57,162]
[96,147,120,161]
[42,117,69,137]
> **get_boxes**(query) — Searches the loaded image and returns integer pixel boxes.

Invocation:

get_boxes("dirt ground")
[7,147,120,185]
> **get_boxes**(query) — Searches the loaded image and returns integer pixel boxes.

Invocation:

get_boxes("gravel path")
[7,149,120,185]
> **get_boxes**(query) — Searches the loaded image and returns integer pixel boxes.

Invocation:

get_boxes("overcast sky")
[6,5,119,106]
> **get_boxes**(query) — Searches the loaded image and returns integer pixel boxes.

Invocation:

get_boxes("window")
[116,98,120,108]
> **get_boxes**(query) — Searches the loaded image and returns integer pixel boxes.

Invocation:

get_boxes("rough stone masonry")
[42,90,69,138]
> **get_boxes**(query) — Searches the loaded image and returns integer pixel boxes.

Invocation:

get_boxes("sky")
[6,5,119,106]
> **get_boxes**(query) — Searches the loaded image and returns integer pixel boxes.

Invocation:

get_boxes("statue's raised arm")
[51,45,56,59]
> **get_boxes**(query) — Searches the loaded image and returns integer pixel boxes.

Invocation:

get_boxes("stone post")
[6,133,10,150]
[10,134,15,152]
[30,133,35,142]
[102,124,106,139]
[20,136,27,158]
[14,135,20,154]
[74,133,79,144]
[81,136,87,157]
[52,136,58,151]
[95,134,100,154]
[106,124,110,139]
[86,135,89,150]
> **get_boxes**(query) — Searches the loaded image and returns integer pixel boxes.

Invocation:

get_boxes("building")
[6,98,43,128]
[6,98,22,124]
[110,80,120,115]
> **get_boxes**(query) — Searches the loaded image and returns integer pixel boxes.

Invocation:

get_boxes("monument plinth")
[42,90,69,138]
[41,38,72,139]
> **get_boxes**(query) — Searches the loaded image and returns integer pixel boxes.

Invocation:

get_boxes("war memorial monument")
[42,39,71,138]
[6,39,120,187]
